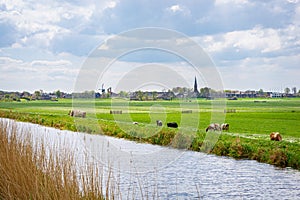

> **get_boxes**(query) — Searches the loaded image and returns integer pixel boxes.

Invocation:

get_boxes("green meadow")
[0,98,300,169]
[0,98,299,136]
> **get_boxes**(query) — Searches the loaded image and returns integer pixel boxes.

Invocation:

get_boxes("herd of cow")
[68,110,282,141]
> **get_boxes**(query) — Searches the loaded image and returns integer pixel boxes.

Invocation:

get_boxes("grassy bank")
[190,132,300,169]
[0,98,300,170]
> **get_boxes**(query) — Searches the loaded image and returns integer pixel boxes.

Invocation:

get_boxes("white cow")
[206,123,221,132]
[69,110,86,118]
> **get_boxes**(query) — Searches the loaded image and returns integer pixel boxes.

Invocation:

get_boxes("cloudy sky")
[0,0,299,93]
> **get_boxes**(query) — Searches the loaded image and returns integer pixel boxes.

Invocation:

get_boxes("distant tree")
[200,87,210,98]
[22,91,31,98]
[34,90,41,99]
[55,90,61,98]
[284,87,290,94]
[258,89,264,95]
[152,91,158,100]
[119,91,128,98]
[9,93,16,101]
[292,87,297,94]
[137,90,143,101]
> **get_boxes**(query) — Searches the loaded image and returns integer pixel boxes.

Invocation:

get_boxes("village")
[0,87,299,102]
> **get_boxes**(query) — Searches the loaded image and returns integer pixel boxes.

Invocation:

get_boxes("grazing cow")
[133,122,139,125]
[206,123,221,132]
[221,123,230,131]
[167,122,178,128]
[156,120,163,127]
[69,110,86,118]
[270,132,282,141]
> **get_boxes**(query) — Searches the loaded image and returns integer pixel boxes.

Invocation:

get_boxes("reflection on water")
[4,118,300,199]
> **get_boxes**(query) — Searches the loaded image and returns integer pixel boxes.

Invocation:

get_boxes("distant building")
[270,92,282,98]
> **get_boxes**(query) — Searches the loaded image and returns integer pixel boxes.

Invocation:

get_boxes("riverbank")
[0,108,299,170]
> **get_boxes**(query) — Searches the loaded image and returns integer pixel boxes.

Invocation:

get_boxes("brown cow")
[270,132,282,141]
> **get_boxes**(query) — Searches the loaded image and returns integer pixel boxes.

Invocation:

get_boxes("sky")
[0,0,299,93]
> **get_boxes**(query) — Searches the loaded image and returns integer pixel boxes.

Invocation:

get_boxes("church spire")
[194,76,199,93]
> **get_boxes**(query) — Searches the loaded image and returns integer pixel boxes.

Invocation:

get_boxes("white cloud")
[0,56,22,64]
[0,0,100,50]
[200,26,282,53]
[218,55,300,91]
[286,0,299,3]
[294,5,300,25]
[166,4,191,16]
[0,55,79,92]
[214,0,249,6]
[169,5,182,13]
[30,60,72,68]
[107,1,117,8]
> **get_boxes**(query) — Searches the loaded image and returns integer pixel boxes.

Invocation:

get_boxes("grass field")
[0,97,300,169]
[0,98,299,137]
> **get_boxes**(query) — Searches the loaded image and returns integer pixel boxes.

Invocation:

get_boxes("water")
[3,118,300,199]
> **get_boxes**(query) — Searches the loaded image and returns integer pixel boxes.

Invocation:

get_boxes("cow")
[133,122,139,125]
[156,120,163,127]
[167,122,178,128]
[68,110,86,118]
[221,123,230,131]
[206,123,221,132]
[270,132,282,141]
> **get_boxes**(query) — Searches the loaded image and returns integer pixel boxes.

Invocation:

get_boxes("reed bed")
[0,120,116,200]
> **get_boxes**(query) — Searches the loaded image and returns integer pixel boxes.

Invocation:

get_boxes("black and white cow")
[156,120,163,126]
[221,123,229,131]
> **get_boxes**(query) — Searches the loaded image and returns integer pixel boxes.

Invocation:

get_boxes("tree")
[119,91,128,98]
[137,90,144,101]
[22,91,31,98]
[200,87,210,98]
[284,87,290,94]
[292,87,297,94]
[55,90,61,98]
[152,91,157,100]
[34,90,41,100]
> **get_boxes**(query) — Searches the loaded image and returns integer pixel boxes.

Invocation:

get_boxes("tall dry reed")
[0,120,117,200]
